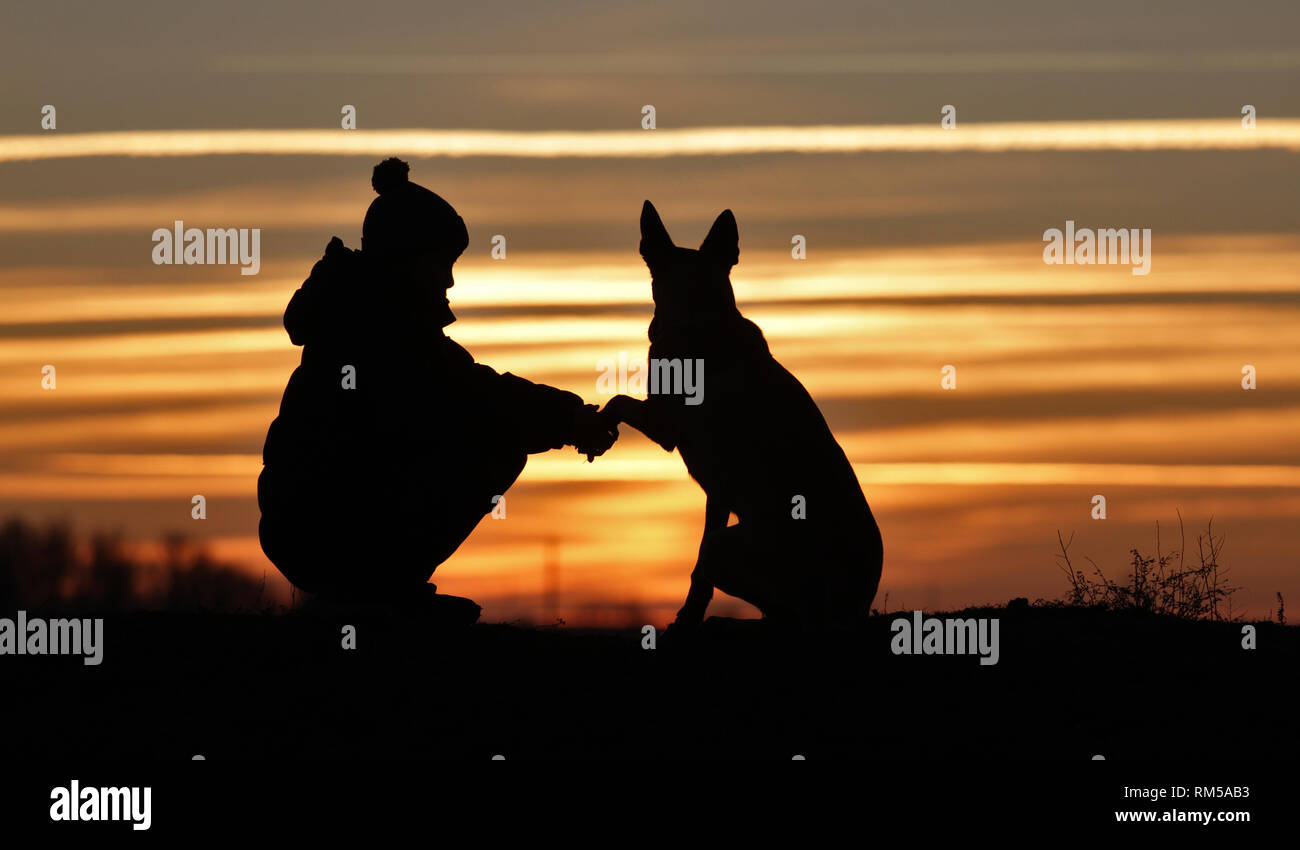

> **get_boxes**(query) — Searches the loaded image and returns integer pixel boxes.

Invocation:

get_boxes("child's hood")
[283,236,361,347]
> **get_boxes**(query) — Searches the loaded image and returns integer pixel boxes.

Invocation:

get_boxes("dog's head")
[639,200,739,322]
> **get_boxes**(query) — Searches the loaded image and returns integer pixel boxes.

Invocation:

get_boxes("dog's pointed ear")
[640,200,673,261]
[699,209,739,266]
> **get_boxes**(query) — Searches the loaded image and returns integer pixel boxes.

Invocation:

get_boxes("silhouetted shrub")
[1055,513,1241,621]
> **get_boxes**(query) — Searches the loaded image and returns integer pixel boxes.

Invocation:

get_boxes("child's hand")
[569,404,619,461]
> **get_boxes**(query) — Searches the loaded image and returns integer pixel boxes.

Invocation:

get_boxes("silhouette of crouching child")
[257,159,616,620]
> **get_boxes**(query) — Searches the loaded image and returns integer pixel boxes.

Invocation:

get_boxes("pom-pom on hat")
[362,158,469,262]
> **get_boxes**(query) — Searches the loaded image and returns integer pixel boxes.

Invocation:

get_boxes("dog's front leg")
[673,496,729,626]
[600,394,677,452]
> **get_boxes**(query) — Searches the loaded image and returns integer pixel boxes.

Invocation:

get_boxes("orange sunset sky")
[1,1,1298,624]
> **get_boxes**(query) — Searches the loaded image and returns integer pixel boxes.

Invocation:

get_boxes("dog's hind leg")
[708,538,794,622]
[676,517,799,626]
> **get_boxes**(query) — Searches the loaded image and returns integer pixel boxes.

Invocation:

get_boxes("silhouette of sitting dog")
[257,159,617,621]
[601,202,883,630]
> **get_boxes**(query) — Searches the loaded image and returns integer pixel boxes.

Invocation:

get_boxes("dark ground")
[4,602,1296,761]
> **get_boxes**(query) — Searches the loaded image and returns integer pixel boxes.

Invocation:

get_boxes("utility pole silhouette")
[543,535,560,624]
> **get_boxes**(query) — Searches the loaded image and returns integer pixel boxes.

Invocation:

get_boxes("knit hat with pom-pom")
[361,158,469,261]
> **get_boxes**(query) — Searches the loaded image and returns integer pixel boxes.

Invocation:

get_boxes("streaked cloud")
[211,50,1300,75]
[8,453,1300,499]
[3,119,1300,164]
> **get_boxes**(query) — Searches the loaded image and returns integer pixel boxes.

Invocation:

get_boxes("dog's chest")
[656,357,757,496]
